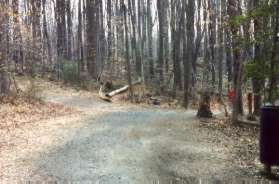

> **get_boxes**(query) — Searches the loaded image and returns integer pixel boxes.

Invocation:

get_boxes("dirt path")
[1,81,259,183]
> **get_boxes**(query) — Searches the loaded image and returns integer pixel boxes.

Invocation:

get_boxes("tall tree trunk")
[122,0,133,101]
[42,0,52,68]
[218,0,225,98]
[66,0,72,60]
[56,0,66,79]
[136,0,142,77]
[12,0,23,74]
[164,0,170,74]
[157,0,166,86]
[98,0,106,75]
[184,0,195,108]
[252,0,263,115]
[86,0,98,78]
[203,0,210,88]
[225,22,233,86]
[208,0,216,88]
[141,0,147,84]
[0,0,10,94]
[78,0,84,72]
[147,0,154,79]
[228,0,243,123]
[172,0,183,96]
[192,0,202,87]
[31,0,42,74]
[107,0,112,64]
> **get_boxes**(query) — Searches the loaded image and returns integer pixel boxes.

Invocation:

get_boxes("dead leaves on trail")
[0,95,75,131]
[198,118,261,176]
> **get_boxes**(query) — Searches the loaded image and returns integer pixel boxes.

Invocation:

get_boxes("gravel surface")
[0,83,268,183]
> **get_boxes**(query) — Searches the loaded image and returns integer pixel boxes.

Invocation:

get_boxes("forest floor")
[0,77,272,183]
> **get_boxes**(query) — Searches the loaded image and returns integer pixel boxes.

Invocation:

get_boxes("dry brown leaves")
[198,117,261,176]
[0,94,76,131]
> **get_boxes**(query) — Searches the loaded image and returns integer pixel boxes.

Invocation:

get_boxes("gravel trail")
[0,85,259,183]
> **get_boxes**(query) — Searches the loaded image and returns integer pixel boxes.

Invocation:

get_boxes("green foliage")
[62,61,79,84]
[244,60,268,81]
[230,15,247,27]
[31,63,41,78]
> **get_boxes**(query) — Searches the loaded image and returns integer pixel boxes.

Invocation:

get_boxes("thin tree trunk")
[252,0,263,115]
[77,0,84,74]
[56,0,66,79]
[147,0,154,79]
[66,0,72,60]
[86,0,98,78]
[0,0,10,94]
[122,0,133,101]
[12,0,24,74]
[42,0,52,68]
[228,0,243,123]
[184,0,195,108]
[157,0,166,86]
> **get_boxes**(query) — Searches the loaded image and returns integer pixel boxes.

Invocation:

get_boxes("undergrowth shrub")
[24,78,43,102]
[62,61,79,84]
[31,63,41,78]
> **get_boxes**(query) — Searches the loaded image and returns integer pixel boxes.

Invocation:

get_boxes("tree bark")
[157,0,167,85]
[122,0,133,101]
[228,0,244,123]
[86,0,98,78]
[12,0,24,74]
[0,0,10,94]
[147,0,154,79]
[66,0,72,60]
[42,0,52,68]
[252,0,263,115]
[184,0,195,108]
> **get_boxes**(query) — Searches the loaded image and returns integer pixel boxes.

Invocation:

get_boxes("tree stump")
[197,92,213,118]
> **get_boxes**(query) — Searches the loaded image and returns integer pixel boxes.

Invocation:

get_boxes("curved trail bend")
[1,83,253,183]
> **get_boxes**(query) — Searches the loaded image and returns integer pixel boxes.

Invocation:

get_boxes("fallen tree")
[99,79,142,102]
[99,85,112,102]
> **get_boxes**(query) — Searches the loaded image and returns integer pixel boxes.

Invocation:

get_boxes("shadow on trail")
[29,101,261,183]
[30,109,195,183]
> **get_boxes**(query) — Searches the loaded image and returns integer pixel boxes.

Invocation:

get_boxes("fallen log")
[99,85,112,102]
[99,79,142,102]
[149,97,161,105]
[107,79,142,98]
[237,115,260,127]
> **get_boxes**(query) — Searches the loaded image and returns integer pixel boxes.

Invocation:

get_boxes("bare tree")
[86,0,98,78]
[122,0,133,101]
[0,0,10,94]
